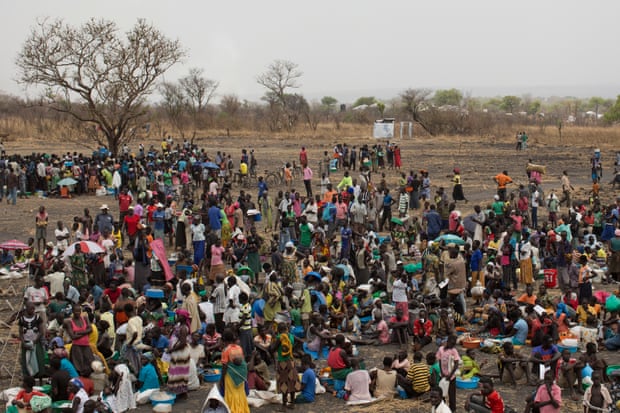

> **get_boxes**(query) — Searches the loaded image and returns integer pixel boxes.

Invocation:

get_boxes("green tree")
[376,101,386,117]
[321,96,338,108]
[353,96,376,107]
[588,96,606,121]
[603,95,620,123]
[433,88,463,107]
[16,18,185,155]
[499,96,521,113]
[527,100,541,116]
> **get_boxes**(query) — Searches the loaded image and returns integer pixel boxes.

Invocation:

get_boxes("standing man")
[122,207,140,249]
[7,167,18,205]
[379,189,395,232]
[299,146,308,168]
[302,165,313,198]
[35,206,49,253]
[118,188,133,225]
[560,170,574,207]
[152,203,165,240]
[349,146,357,171]
[54,221,70,251]
[493,170,512,202]
[208,200,222,239]
[95,204,114,234]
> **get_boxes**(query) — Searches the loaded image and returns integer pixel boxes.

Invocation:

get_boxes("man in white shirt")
[54,221,70,250]
[227,277,241,308]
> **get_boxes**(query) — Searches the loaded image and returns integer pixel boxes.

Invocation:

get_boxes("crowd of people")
[2,138,620,413]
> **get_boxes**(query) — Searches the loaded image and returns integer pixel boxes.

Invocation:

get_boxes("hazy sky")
[3,0,620,103]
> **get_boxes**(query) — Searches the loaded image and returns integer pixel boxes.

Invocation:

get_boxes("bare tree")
[257,60,303,131]
[179,68,219,139]
[400,88,433,135]
[16,18,185,155]
[219,94,241,136]
[158,81,187,137]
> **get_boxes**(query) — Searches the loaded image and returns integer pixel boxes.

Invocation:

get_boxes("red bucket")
[544,269,557,288]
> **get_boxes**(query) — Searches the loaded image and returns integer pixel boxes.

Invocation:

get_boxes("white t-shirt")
[344,369,372,401]
[532,190,540,208]
[44,272,66,296]
[392,279,408,303]
[227,285,240,307]
[191,223,205,241]
[198,301,215,324]
[55,228,70,249]
[24,286,48,312]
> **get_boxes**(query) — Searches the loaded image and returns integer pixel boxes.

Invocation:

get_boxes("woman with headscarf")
[220,328,249,413]
[263,272,283,327]
[113,364,136,412]
[68,378,90,413]
[270,323,299,411]
[281,242,298,282]
[167,309,191,398]
[191,215,206,266]
[18,301,46,379]
[220,209,232,248]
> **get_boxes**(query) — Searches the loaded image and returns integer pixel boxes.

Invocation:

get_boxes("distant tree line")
[6,17,620,153]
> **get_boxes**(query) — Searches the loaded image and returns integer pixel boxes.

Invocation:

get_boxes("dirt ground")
[0,134,619,412]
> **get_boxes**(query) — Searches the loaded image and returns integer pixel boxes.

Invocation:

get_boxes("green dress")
[70,254,87,290]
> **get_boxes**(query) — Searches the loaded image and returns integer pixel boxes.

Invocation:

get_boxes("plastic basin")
[456,376,480,389]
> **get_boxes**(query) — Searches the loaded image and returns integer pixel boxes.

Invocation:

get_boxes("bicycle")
[264,168,282,187]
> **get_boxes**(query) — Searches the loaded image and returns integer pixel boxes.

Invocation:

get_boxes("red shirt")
[327,348,347,370]
[413,319,433,337]
[118,193,132,212]
[104,287,121,304]
[14,389,45,404]
[124,214,140,236]
[146,205,157,223]
[484,390,504,413]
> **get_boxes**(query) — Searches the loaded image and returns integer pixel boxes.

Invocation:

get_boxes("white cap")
[100,204,109,209]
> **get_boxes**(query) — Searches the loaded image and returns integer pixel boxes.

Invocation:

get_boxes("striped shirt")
[240,303,252,330]
[406,362,430,393]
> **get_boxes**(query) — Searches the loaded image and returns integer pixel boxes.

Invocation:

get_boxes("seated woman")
[135,352,161,404]
[306,314,332,353]
[461,349,485,379]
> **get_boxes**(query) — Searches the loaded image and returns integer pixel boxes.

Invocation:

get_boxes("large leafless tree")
[257,60,303,131]
[16,18,185,155]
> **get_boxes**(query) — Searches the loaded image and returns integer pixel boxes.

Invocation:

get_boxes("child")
[11,376,48,412]
[391,350,410,377]
[295,354,316,403]
[584,371,612,412]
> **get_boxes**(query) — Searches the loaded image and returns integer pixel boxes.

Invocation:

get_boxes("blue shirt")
[151,335,169,352]
[425,210,442,236]
[178,160,187,172]
[300,367,316,401]
[383,194,393,208]
[60,358,79,378]
[470,249,483,272]
[513,318,528,345]
[152,210,165,231]
[258,181,268,198]
[138,363,160,391]
[91,285,104,308]
[252,298,265,318]
[208,206,222,230]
